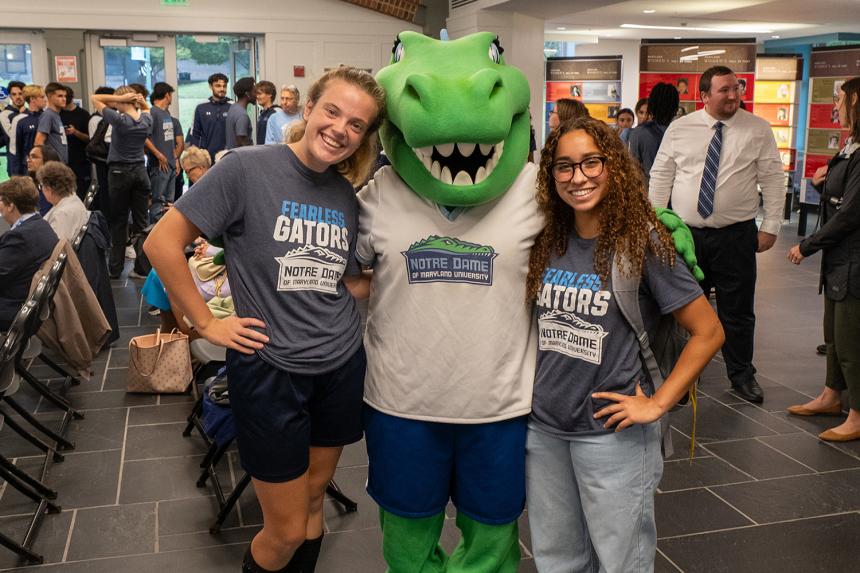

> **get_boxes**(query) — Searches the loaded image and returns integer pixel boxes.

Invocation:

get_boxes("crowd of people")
[1,55,857,573]
[0,74,306,280]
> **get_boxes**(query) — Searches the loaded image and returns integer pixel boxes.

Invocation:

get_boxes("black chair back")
[72,223,88,253]
[39,253,67,323]
[0,300,37,394]
[82,181,98,209]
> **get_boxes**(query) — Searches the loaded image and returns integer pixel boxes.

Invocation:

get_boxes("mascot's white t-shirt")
[357,163,543,423]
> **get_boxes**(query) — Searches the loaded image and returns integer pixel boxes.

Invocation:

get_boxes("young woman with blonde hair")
[146,66,385,573]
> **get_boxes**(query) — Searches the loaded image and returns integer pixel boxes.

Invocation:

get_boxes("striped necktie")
[697,121,723,218]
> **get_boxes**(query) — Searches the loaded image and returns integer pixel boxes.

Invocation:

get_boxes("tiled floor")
[2,221,859,572]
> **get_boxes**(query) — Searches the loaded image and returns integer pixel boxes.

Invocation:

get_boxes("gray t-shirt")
[37,108,68,164]
[224,103,251,149]
[102,107,152,164]
[531,233,702,437]
[174,144,362,375]
[147,106,176,166]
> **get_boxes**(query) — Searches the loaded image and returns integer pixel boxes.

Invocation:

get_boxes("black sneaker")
[816,344,827,355]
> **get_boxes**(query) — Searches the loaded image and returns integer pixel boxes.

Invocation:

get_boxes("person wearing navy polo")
[13,85,46,176]
[254,81,279,146]
[187,73,231,162]
[1,81,26,177]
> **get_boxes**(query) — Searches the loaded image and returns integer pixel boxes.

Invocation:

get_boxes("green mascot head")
[375,31,531,207]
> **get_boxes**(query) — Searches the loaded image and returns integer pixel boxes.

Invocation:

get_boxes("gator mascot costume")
[356,31,700,573]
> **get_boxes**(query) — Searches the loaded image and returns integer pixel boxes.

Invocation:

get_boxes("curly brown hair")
[526,117,676,301]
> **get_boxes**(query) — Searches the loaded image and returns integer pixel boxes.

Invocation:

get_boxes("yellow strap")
[688,383,698,463]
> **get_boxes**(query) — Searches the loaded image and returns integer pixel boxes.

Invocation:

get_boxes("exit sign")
[161,0,189,6]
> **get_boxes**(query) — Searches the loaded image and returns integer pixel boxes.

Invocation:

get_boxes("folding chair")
[1,297,64,486]
[0,301,63,566]
[182,340,358,534]
[9,253,84,452]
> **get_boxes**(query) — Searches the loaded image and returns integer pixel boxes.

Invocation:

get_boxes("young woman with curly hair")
[524,117,724,572]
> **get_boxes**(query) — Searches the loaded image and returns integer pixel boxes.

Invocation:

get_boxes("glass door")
[0,30,48,183]
[86,34,178,117]
[175,35,258,143]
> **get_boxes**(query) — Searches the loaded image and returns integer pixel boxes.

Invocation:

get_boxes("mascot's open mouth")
[411,141,504,186]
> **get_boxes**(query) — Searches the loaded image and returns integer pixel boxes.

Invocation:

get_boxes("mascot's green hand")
[655,207,704,281]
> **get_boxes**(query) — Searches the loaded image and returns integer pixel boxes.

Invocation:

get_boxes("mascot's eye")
[392,39,405,63]
[489,38,504,63]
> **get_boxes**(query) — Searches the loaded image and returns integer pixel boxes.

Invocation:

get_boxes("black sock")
[283,534,324,573]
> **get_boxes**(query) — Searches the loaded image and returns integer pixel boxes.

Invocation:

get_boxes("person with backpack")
[524,117,724,572]
[87,86,115,217]
[627,82,679,183]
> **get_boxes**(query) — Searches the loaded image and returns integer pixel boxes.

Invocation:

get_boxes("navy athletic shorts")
[364,406,527,525]
[225,346,366,483]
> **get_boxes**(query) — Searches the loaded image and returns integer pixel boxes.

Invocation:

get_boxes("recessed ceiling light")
[643,9,656,14]
[556,26,567,31]
[771,35,781,39]
[674,37,682,40]
[621,23,774,33]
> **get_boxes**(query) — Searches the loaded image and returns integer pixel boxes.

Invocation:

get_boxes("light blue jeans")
[525,423,663,573]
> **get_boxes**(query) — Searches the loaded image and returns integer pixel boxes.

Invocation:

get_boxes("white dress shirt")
[649,108,785,235]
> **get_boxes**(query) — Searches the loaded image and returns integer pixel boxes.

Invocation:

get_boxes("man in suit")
[0,176,59,330]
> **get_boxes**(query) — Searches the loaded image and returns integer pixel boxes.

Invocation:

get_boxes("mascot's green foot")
[655,207,705,281]
[446,512,520,573]
[380,508,448,573]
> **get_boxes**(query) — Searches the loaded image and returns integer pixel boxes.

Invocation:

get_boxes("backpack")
[611,249,698,460]
[132,224,154,277]
[86,117,110,163]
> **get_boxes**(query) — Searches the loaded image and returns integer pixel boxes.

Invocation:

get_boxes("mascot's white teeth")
[412,141,504,186]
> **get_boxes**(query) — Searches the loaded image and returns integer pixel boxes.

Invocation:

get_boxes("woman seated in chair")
[0,177,59,330]
[38,161,90,241]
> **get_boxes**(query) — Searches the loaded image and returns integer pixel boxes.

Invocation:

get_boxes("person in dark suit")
[0,176,59,330]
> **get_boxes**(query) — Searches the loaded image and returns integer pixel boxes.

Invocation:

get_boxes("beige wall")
[565,38,642,113]
[2,0,419,94]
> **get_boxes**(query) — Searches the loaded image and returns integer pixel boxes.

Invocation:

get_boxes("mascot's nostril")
[404,74,433,106]
[472,69,504,102]
[406,83,421,103]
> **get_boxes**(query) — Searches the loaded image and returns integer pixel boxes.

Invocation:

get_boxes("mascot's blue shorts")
[363,406,526,525]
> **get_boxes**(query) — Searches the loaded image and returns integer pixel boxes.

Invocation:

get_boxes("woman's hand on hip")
[592,384,666,431]
[198,315,269,354]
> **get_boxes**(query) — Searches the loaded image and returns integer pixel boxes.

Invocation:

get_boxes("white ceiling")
[494,0,860,41]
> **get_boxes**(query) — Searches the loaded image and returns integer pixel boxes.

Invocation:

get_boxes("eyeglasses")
[551,156,606,183]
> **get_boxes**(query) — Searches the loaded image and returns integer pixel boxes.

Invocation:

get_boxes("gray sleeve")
[236,113,251,137]
[37,112,52,134]
[101,107,121,127]
[641,250,703,315]
[173,150,246,239]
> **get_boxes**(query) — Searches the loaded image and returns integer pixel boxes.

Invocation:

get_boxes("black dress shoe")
[816,344,827,355]
[732,379,764,403]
